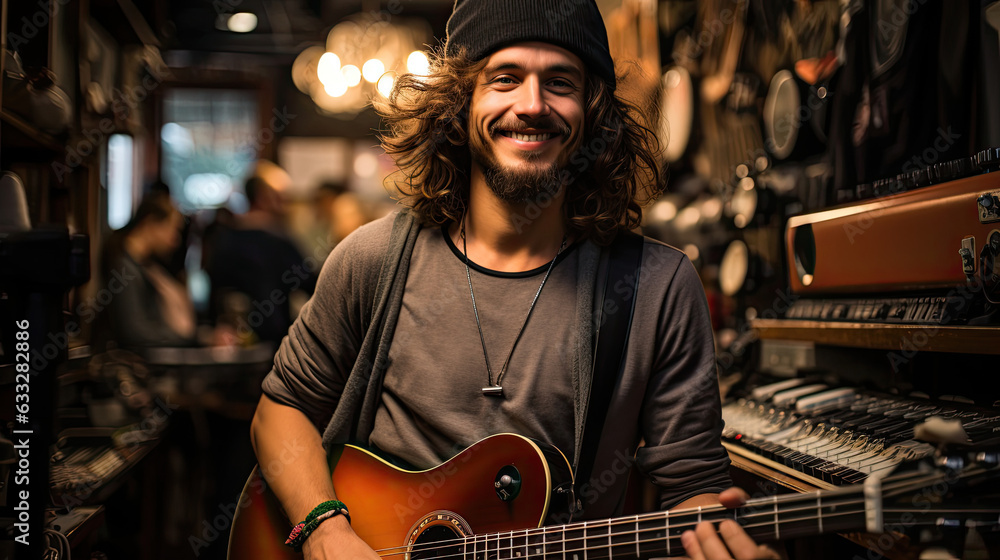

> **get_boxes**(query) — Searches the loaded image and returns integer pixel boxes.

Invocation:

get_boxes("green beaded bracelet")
[285,500,351,550]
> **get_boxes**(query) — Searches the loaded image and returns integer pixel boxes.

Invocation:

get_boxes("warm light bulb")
[324,75,349,98]
[362,59,385,83]
[341,65,361,87]
[406,51,430,76]
[376,73,395,97]
[317,52,342,86]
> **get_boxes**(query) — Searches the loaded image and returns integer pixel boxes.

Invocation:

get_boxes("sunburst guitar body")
[227,433,574,559]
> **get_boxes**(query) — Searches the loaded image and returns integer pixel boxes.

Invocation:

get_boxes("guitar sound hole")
[410,525,464,560]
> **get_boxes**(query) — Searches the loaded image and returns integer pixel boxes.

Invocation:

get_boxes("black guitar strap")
[573,231,644,515]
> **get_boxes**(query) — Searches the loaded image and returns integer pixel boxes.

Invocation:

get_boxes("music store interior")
[2,0,1000,558]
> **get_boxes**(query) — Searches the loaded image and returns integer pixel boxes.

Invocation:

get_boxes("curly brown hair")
[375,48,663,244]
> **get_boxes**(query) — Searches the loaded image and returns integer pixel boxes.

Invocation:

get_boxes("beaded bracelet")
[285,500,351,551]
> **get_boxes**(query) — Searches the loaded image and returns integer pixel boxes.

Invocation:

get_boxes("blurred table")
[134,344,276,559]
[137,344,275,420]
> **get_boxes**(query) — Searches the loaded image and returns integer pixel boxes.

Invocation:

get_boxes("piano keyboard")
[723,379,1000,486]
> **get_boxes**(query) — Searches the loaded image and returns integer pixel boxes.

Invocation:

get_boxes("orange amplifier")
[786,151,1000,296]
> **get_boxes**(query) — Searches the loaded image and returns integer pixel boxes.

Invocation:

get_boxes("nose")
[512,75,550,120]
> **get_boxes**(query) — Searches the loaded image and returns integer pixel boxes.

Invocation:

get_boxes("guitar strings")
[374,508,920,559]
[372,496,869,558]
[374,506,1000,560]
[370,471,950,559]
[371,478,913,558]
[370,467,943,557]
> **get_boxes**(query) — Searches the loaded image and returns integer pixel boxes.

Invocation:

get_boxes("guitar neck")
[453,487,868,559]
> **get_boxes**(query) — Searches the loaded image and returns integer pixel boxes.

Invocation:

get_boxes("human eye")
[548,77,577,91]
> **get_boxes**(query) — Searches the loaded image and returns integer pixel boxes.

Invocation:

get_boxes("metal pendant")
[481,386,504,397]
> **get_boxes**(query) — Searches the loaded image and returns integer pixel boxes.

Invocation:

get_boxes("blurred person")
[206,169,315,346]
[147,178,190,280]
[311,180,370,259]
[200,206,235,274]
[329,191,369,243]
[102,191,196,348]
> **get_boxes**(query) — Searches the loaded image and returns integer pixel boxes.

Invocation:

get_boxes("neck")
[455,166,568,272]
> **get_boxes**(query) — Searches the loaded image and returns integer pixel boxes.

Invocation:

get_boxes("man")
[251,1,778,558]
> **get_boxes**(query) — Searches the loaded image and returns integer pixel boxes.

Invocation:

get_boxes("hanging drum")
[762,69,831,161]
[658,66,696,163]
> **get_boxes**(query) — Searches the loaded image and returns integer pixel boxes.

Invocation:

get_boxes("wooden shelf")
[0,109,64,153]
[751,319,1000,355]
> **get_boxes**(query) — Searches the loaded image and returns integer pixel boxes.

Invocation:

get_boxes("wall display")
[116,45,168,132]
[4,68,73,135]
[82,20,119,116]
[0,172,31,232]
[658,65,695,162]
[762,64,833,161]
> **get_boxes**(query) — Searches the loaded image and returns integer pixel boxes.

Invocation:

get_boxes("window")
[107,134,134,230]
[161,88,259,211]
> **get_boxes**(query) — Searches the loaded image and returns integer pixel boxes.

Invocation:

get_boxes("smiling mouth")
[497,130,557,142]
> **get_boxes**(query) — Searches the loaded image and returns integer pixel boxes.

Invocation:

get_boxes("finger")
[681,529,706,560]
[718,519,760,560]
[719,519,782,560]
[695,521,733,559]
[718,487,751,509]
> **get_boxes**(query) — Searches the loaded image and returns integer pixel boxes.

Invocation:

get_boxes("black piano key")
[840,469,869,484]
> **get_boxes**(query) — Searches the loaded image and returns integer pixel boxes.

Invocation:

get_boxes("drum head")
[763,69,800,160]
[720,239,750,296]
[659,66,694,162]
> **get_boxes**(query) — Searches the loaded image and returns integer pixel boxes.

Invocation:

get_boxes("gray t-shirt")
[262,212,731,518]
[371,227,579,468]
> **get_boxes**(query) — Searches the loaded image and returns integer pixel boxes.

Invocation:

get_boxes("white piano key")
[795,388,857,413]
[751,378,810,401]
[772,384,829,407]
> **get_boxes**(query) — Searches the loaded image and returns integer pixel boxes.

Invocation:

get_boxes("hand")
[680,488,783,560]
[301,515,381,560]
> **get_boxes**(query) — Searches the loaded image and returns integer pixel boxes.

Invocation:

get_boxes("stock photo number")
[13,319,33,546]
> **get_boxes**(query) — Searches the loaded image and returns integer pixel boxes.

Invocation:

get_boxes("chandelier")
[292,12,433,116]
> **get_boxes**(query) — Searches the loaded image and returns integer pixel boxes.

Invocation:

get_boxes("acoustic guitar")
[228,433,1000,559]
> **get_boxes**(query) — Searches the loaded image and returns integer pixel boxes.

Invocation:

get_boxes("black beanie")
[444,0,616,90]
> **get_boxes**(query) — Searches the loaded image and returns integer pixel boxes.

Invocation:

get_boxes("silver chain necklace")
[461,218,567,397]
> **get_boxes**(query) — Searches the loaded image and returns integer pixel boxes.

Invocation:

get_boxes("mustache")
[489,118,571,139]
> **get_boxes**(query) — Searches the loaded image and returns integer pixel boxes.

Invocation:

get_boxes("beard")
[469,118,576,203]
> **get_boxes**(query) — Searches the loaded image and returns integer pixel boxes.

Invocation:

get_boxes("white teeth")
[506,131,553,142]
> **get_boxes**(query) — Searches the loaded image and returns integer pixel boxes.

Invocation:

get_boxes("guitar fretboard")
[398,484,871,559]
